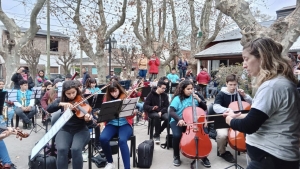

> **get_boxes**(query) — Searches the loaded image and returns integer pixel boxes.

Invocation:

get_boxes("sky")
[0,0,298,58]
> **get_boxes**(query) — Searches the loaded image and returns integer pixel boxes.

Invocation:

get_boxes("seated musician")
[99,81,135,169]
[169,80,210,167]
[40,81,53,99]
[0,80,14,127]
[47,80,93,169]
[40,79,61,125]
[0,127,18,169]
[143,80,169,144]
[130,78,144,116]
[167,68,184,83]
[14,80,37,130]
[213,74,252,163]
[84,78,100,94]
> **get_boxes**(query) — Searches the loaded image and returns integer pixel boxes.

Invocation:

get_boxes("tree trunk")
[94,53,107,84]
[157,65,166,78]
[5,48,20,88]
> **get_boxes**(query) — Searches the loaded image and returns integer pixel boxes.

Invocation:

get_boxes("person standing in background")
[138,53,148,79]
[178,56,188,78]
[82,68,91,87]
[35,70,48,87]
[148,52,160,81]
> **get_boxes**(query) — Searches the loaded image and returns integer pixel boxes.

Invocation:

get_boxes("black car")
[49,74,65,83]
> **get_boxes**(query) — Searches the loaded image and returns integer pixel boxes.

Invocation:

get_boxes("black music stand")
[31,87,46,133]
[213,112,248,169]
[141,86,151,98]
[170,83,179,94]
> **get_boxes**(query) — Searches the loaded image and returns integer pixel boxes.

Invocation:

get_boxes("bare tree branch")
[20,42,41,80]
[56,51,75,74]
[106,0,127,38]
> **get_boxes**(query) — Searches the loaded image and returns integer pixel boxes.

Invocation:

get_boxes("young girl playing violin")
[100,81,135,169]
[169,80,210,167]
[47,80,93,169]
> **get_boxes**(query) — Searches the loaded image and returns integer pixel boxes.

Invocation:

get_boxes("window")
[50,67,58,73]
[92,68,97,74]
[50,40,58,52]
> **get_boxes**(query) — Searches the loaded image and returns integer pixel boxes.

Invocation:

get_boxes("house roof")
[277,5,296,11]
[0,25,70,38]
[195,37,300,58]
[213,20,275,42]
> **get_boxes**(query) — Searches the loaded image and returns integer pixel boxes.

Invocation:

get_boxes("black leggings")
[149,74,157,81]
[55,127,90,169]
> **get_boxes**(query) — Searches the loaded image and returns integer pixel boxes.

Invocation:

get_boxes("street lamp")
[104,37,117,74]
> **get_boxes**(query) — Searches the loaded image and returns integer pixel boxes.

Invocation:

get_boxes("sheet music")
[120,97,139,117]
[6,89,17,102]
[31,87,42,99]
[30,109,73,160]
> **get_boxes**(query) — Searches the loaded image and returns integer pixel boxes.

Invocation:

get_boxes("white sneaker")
[104,163,115,169]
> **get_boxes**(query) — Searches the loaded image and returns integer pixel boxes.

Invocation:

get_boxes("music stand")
[170,83,179,94]
[30,87,46,133]
[213,111,248,169]
[141,86,151,99]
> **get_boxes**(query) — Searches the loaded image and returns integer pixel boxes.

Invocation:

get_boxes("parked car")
[49,74,65,83]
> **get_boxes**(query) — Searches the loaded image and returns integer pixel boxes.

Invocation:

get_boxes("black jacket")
[11,73,35,90]
[143,87,169,114]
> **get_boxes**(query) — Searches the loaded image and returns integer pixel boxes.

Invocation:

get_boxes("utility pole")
[46,0,50,77]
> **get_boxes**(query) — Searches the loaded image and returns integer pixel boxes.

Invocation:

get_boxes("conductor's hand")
[84,114,92,122]
[158,112,162,117]
[59,102,74,110]
[177,119,186,127]
[237,89,246,97]
[152,106,158,110]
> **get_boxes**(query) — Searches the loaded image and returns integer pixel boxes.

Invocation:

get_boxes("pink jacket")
[148,58,160,74]
[196,71,210,85]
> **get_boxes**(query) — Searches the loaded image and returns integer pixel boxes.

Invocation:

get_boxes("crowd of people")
[0,37,300,169]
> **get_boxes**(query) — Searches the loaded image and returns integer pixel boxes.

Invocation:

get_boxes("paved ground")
[4,99,249,169]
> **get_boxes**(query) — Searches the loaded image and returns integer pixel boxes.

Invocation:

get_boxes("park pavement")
[4,99,248,169]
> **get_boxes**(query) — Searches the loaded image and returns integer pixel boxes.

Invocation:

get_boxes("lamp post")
[104,37,117,74]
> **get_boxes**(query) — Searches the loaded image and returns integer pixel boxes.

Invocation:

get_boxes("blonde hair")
[243,37,297,87]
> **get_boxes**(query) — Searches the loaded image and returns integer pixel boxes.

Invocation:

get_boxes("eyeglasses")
[161,88,166,90]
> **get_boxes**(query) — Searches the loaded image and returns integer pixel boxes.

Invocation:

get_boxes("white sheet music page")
[119,97,139,117]
[30,108,73,160]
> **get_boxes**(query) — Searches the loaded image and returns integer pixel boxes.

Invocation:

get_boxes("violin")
[180,89,212,159]
[0,126,29,140]
[227,87,250,152]
[70,84,109,119]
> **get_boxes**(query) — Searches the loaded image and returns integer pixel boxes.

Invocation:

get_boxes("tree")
[112,46,138,79]
[53,0,127,84]
[215,0,300,55]
[20,42,41,80]
[56,51,75,75]
[133,0,171,77]
[0,0,46,87]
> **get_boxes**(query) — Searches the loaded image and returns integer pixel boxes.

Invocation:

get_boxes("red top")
[148,57,160,74]
[196,71,210,85]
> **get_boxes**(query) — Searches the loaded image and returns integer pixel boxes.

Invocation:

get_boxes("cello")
[180,89,212,163]
[227,87,250,152]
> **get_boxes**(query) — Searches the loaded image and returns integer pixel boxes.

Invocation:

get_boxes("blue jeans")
[136,102,144,112]
[0,110,14,126]
[100,124,133,169]
[138,69,147,79]
[170,121,184,157]
[179,69,186,78]
[0,140,11,165]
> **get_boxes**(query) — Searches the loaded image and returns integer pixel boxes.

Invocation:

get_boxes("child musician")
[14,79,37,129]
[99,81,135,169]
[213,74,252,163]
[169,80,211,167]
[47,80,93,169]
[84,78,100,94]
